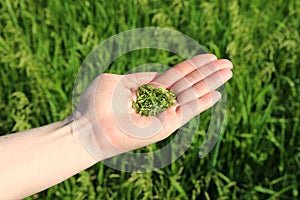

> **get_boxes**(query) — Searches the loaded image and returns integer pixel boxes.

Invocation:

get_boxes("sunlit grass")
[1,0,299,199]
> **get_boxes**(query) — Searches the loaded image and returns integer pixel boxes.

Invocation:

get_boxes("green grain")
[132,84,176,116]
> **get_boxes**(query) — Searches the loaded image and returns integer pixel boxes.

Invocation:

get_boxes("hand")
[75,54,233,160]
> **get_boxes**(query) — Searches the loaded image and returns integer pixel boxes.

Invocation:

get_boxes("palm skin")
[76,54,233,160]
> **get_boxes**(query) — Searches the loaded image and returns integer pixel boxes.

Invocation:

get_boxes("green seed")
[132,84,176,116]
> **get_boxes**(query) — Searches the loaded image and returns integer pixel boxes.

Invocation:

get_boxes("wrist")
[70,111,106,162]
[63,113,98,166]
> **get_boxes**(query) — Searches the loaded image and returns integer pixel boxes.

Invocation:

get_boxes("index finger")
[152,54,217,88]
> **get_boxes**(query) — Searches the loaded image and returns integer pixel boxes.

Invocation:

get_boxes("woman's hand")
[0,54,232,199]
[75,54,233,160]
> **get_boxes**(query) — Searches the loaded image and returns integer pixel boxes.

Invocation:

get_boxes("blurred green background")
[1,0,299,199]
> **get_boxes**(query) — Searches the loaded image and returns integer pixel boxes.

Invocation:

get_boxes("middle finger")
[171,59,233,94]
[152,54,217,88]
[176,69,233,105]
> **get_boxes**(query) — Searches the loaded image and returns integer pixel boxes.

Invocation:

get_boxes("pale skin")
[0,54,233,199]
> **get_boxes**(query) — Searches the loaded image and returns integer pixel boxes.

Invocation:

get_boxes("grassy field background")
[1,0,299,199]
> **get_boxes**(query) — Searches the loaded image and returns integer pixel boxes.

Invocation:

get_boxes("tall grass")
[0,0,299,199]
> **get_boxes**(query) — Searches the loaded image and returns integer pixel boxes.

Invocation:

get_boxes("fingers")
[153,54,217,88]
[171,59,233,94]
[176,91,222,126]
[155,55,233,137]
[156,90,222,137]
[176,69,233,105]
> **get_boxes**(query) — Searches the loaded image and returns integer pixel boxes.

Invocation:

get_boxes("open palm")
[76,54,233,160]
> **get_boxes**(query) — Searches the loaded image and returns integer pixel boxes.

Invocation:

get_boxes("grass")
[1,0,299,199]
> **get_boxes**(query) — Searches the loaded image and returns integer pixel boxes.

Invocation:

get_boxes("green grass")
[1,0,299,199]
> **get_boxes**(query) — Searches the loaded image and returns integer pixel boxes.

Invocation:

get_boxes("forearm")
[0,116,97,199]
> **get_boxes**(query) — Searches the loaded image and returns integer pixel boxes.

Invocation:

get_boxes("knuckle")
[193,81,207,95]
